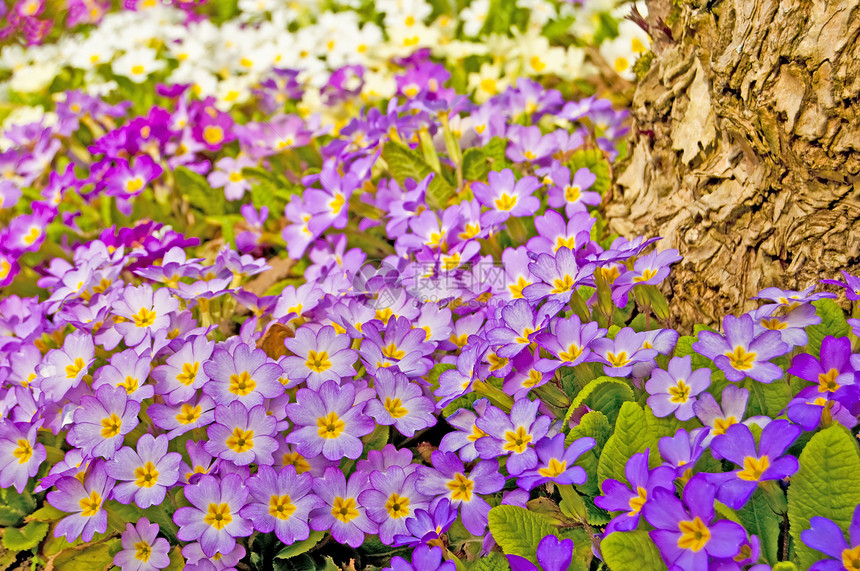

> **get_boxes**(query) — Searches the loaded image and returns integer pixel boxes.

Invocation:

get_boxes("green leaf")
[426,363,457,393]
[566,410,611,496]
[804,299,850,357]
[361,424,390,453]
[481,137,508,165]
[487,505,555,564]
[788,424,860,569]
[738,490,780,565]
[25,504,66,523]
[643,405,684,440]
[745,376,792,418]
[567,150,611,196]
[2,521,48,551]
[381,141,455,210]
[470,551,509,571]
[52,538,121,570]
[275,530,326,559]
[164,546,186,570]
[462,148,490,181]
[0,486,37,527]
[600,530,667,571]
[442,390,481,417]
[564,376,634,427]
[597,402,658,488]
[175,166,226,216]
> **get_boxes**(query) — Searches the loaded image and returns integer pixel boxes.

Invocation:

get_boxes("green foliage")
[738,490,781,565]
[566,410,611,495]
[566,149,611,196]
[2,520,48,551]
[788,424,860,569]
[564,376,633,428]
[804,299,850,357]
[175,166,227,216]
[381,141,455,209]
[275,530,326,560]
[597,402,658,488]
[600,530,667,571]
[487,505,555,564]
[462,147,491,182]
[0,485,37,527]
[470,551,510,571]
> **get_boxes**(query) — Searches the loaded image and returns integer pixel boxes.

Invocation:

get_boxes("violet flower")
[507,534,574,571]
[646,355,711,421]
[240,465,324,545]
[475,398,552,475]
[174,474,253,558]
[48,459,114,542]
[693,313,789,383]
[801,504,860,571]
[113,518,171,571]
[516,433,596,491]
[68,384,140,460]
[310,467,377,548]
[107,434,182,509]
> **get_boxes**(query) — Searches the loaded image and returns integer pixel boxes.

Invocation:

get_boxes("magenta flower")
[174,474,253,558]
[692,313,789,383]
[471,169,541,226]
[48,460,114,542]
[113,518,171,571]
[239,465,323,545]
[365,368,436,437]
[151,334,213,405]
[643,475,746,570]
[435,336,489,408]
[475,398,552,475]
[487,299,553,358]
[358,466,431,545]
[310,467,377,548]
[283,325,358,390]
[202,343,284,407]
[393,499,457,547]
[106,434,182,508]
[708,420,800,509]
[788,335,857,394]
[416,451,504,535]
[515,433,596,491]
[286,380,374,461]
[0,420,46,492]
[646,355,711,421]
[68,385,140,460]
[205,402,278,466]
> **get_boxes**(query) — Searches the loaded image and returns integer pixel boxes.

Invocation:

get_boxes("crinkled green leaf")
[566,149,611,196]
[382,141,455,210]
[487,505,555,564]
[175,166,226,216]
[600,530,667,571]
[745,376,793,418]
[788,424,860,569]
[470,551,509,571]
[738,490,780,565]
[2,520,48,551]
[52,538,121,570]
[566,410,611,496]
[462,147,491,182]
[0,486,36,527]
[564,377,633,428]
[804,299,850,357]
[597,402,659,488]
[275,530,326,560]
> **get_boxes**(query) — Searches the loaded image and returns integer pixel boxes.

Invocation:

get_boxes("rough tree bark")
[607,0,860,332]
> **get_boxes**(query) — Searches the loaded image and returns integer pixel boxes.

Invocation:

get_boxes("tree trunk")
[607,0,860,332]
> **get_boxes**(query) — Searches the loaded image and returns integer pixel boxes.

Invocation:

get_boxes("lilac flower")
[356,445,419,477]
[526,210,594,256]
[283,325,358,390]
[516,433,596,491]
[472,169,541,226]
[595,449,676,533]
[523,247,596,305]
[500,246,538,301]
[286,380,375,461]
[416,451,504,535]
[365,368,436,437]
[68,385,140,460]
[113,284,179,348]
[821,270,860,301]
[547,165,600,217]
[183,542,245,571]
[385,545,456,571]
[239,465,324,545]
[178,441,219,485]
[693,385,770,445]
[435,337,489,408]
[174,474,253,558]
[786,387,858,431]
[113,518,171,571]
[646,356,711,420]
[507,535,574,571]
[754,286,836,312]
[693,314,789,383]
[106,434,182,508]
[475,398,552,475]
[709,420,800,509]
[358,466,431,545]
[751,303,819,348]
[202,343,284,407]
[48,460,114,542]
[801,504,860,571]
[535,315,606,373]
[612,249,682,306]
[152,335,213,405]
[393,499,457,547]
[92,348,154,402]
[643,475,746,570]
[147,394,216,439]
[590,327,658,377]
[658,428,708,479]
[207,156,254,201]
[310,467,377,548]
[360,317,434,378]
[506,125,556,163]
[438,398,490,461]
[35,330,95,401]
[205,402,278,466]
[0,420,46,492]
[487,299,554,358]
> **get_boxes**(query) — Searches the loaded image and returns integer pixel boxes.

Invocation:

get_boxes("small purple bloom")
[174,474,253,557]
[507,534,574,571]
[384,544,456,571]
[48,460,114,542]
[359,466,431,545]
[106,434,181,509]
[0,420,46,492]
[693,314,789,383]
[646,356,711,420]
[472,169,541,226]
[205,402,278,466]
[590,327,658,378]
[365,368,436,437]
[283,325,358,390]
[310,467,377,548]
[69,384,140,460]
[202,343,284,407]
[475,398,552,475]
[240,465,324,545]
[113,518,171,571]
[801,504,860,571]
[516,433,596,491]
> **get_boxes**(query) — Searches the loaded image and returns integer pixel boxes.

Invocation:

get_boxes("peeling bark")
[609,0,860,331]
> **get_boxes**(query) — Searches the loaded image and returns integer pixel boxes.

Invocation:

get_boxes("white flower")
[599,19,651,81]
[112,47,165,83]
[460,0,489,37]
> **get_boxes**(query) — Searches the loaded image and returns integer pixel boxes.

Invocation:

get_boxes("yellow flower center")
[555,236,577,252]
[229,371,256,396]
[614,57,629,73]
[134,461,160,488]
[509,276,530,299]
[133,307,157,328]
[282,451,311,474]
[504,426,532,454]
[538,458,567,479]
[842,545,860,571]
[330,193,346,214]
[725,346,756,371]
[228,171,243,183]
[446,473,474,502]
[606,351,630,368]
[385,493,410,519]
[384,397,408,418]
[523,150,536,160]
[677,517,711,552]
[131,64,145,75]
[13,439,33,464]
[564,185,580,202]
[268,495,296,520]
[468,424,486,442]
[494,193,517,211]
[225,427,254,453]
[203,126,224,146]
[515,327,534,345]
[375,307,394,324]
[204,503,232,530]
[558,343,583,363]
[101,413,122,438]
[737,455,770,482]
[134,540,152,562]
[125,177,144,194]
[79,490,102,517]
[177,362,199,386]
[23,227,41,245]
[818,368,840,392]
[530,55,546,72]
[176,404,202,425]
[331,497,359,523]
[382,344,406,360]
[66,357,86,379]
[551,275,575,294]
[760,317,787,330]
[450,333,469,348]
[487,353,508,372]
[317,412,345,439]
[523,369,542,388]
[633,268,657,283]
[306,350,332,373]
[119,376,139,393]
[628,486,647,516]
[669,380,691,404]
